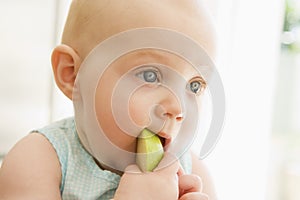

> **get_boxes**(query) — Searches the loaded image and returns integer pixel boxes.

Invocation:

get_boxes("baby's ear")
[51,44,81,100]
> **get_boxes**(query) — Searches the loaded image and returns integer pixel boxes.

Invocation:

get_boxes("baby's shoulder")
[0,133,62,198]
[34,117,75,154]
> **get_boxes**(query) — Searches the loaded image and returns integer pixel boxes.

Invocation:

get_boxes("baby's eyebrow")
[135,50,170,62]
[197,65,214,80]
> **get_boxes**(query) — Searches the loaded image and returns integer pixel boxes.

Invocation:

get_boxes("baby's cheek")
[128,87,159,127]
[128,100,151,127]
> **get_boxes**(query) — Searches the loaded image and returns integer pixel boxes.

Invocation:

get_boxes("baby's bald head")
[61,0,216,60]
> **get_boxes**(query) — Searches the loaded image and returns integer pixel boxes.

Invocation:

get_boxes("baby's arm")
[0,133,61,200]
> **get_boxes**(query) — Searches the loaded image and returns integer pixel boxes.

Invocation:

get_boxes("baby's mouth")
[158,136,166,147]
[157,132,172,150]
[135,129,172,151]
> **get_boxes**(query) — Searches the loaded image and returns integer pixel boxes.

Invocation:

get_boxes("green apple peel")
[136,129,164,172]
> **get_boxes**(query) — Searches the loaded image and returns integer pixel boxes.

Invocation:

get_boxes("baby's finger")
[179,192,209,200]
[153,152,180,174]
[177,164,185,176]
[179,174,203,195]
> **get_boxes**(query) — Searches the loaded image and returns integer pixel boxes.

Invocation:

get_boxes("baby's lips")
[157,132,172,149]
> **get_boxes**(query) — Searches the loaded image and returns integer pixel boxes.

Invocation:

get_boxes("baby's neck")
[93,158,124,176]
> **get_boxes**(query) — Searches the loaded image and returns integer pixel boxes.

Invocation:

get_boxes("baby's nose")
[163,112,184,122]
[158,93,184,122]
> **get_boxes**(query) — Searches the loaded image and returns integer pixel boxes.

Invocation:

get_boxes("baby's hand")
[113,153,181,200]
[178,174,209,200]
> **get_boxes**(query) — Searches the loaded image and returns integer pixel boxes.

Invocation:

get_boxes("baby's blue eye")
[136,67,161,83]
[189,80,202,94]
[143,70,158,83]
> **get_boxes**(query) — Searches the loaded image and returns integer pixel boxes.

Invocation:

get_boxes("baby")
[0,0,218,199]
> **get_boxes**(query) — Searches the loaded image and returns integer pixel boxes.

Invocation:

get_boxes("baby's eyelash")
[187,77,206,95]
[133,65,206,95]
[135,66,161,83]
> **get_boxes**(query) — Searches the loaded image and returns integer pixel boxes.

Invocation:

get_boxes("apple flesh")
[136,128,164,172]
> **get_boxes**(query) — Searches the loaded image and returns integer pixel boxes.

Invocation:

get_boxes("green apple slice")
[136,128,164,172]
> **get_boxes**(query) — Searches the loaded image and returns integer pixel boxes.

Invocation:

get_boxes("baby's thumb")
[124,164,142,174]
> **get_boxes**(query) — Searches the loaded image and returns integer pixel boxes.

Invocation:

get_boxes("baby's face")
[95,49,206,152]
[59,0,219,170]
